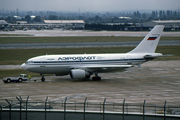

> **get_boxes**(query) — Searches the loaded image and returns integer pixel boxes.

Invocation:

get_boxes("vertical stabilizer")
[129,25,164,53]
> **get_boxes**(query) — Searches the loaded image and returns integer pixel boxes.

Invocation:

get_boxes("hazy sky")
[0,0,180,12]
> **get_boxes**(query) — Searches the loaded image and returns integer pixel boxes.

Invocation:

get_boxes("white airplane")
[21,25,164,81]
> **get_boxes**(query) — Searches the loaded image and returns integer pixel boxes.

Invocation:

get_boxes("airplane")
[21,25,164,81]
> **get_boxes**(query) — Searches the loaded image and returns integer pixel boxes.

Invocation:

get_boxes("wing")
[71,65,133,72]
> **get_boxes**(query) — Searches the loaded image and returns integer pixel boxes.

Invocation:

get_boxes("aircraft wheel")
[92,77,101,81]
[7,79,11,83]
[86,75,91,79]
[97,77,101,81]
[92,77,96,81]
[41,77,45,82]
[18,78,22,83]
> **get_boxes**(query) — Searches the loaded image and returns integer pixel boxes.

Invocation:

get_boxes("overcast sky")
[0,0,180,12]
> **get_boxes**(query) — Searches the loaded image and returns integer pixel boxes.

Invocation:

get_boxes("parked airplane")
[21,25,164,81]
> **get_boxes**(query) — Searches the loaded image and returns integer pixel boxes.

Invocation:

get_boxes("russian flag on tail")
[147,37,157,40]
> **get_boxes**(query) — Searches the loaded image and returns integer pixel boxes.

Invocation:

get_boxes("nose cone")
[21,63,27,70]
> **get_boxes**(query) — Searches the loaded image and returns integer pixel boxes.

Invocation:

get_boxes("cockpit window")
[25,61,34,64]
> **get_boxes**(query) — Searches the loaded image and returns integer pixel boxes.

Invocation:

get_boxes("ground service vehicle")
[3,74,28,83]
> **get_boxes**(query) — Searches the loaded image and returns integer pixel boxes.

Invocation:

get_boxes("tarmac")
[1,29,180,37]
[0,29,180,106]
[0,60,180,106]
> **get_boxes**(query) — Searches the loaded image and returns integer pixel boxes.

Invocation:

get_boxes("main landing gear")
[92,76,101,81]
[92,72,101,81]
[41,74,45,82]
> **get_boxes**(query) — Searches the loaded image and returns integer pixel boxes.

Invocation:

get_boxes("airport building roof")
[17,21,27,24]
[44,20,85,24]
[119,17,132,20]
[0,20,8,25]
[153,20,180,24]
[143,20,180,27]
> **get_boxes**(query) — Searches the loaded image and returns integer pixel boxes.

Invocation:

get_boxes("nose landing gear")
[40,74,45,82]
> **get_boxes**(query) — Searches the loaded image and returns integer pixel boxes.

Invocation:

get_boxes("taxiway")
[0,60,180,106]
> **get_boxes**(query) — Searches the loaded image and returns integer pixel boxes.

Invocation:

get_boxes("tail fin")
[129,25,164,53]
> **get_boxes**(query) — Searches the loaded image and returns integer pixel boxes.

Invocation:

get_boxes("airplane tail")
[129,25,164,53]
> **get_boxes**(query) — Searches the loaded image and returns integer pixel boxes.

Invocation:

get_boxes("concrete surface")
[0,60,180,106]
[2,111,180,120]
[1,29,180,37]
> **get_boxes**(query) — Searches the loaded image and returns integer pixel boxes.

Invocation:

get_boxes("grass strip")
[0,46,179,65]
[0,36,179,43]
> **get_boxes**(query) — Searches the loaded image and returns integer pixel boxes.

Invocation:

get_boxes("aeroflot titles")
[58,56,96,61]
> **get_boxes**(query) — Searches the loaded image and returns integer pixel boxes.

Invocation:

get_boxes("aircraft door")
[40,58,46,67]
[127,55,132,64]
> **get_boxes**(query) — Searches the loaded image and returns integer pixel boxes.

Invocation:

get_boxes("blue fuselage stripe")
[29,58,145,65]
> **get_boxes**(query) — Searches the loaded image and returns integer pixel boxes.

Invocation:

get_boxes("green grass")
[0,36,179,43]
[0,36,142,43]
[156,46,180,60]
[0,47,131,65]
[0,46,180,65]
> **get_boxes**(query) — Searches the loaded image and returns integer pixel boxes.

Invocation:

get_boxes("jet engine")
[70,69,90,80]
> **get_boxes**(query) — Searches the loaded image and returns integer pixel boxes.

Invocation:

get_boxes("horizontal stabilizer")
[144,54,173,60]
[144,55,161,60]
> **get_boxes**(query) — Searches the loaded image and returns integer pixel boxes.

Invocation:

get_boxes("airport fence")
[0,96,180,120]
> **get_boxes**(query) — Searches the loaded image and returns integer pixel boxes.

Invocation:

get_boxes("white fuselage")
[21,53,160,75]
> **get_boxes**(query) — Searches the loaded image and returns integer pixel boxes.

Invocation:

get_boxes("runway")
[1,29,180,37]
[0,40,180,49]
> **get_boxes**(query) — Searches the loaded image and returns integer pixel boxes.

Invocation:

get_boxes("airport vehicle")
[21,25,164,81]
[3,74,28,83]
[23,28,28,31]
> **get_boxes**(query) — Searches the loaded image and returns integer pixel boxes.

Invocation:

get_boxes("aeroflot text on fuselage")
[58,56,96,61]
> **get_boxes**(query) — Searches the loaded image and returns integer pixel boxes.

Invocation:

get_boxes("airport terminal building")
[143,20,180,31]
[43,20,85,30]
[5,20,85,30]
[2,19,180,31]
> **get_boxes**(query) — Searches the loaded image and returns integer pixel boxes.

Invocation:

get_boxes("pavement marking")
[174,68,180,70]
[149,68,164,71]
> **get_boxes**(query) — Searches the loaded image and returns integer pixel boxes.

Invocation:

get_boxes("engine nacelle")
[70,69,89,80]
